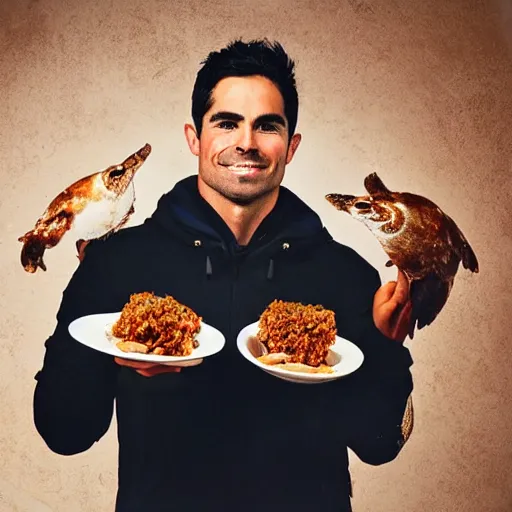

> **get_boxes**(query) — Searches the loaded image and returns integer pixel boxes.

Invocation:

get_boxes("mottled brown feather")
[325,173,479,338]
[18,143,151,273]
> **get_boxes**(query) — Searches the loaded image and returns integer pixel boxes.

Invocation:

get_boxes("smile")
[225,164,267,174]
[227,163,266,169]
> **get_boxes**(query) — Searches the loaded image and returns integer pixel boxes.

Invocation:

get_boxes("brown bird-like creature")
[18,143,152,273]
[325,173,479,338]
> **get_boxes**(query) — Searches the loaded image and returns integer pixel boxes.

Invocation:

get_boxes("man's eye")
[258,123,278,132]
[217,121,237,130]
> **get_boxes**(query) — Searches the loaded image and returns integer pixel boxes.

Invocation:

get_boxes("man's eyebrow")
[209,111,244,123]
[208,111,287,128]
[255,114,286,127]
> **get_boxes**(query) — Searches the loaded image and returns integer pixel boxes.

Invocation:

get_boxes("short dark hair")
[191,39,299,139]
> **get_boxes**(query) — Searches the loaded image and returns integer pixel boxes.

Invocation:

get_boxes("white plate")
[236,321,364,384]
[68,312,225,366]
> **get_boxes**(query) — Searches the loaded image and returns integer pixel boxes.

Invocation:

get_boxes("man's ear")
[286,133,302,164]
[184,123,200,156]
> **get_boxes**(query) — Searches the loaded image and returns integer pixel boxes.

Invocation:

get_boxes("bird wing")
[19,174,99,246]
[444,214,479,273]
[409,273,453,332]
[35,175,98,228]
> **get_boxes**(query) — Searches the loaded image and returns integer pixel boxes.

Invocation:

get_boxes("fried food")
[110,292,202,356]
[257,299,337,372]
[116,341,149,354]
[274,362,334,374]
[255,352,334,374]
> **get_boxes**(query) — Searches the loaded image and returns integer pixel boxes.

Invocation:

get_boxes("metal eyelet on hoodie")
[282,242,290,250]
[194,240,202,247]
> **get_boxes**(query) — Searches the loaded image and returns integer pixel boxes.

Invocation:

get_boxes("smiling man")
[184,73,301,245]
[34,39,414,512]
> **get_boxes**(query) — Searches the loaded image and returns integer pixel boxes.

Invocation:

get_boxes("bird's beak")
[106,143,152,180]
[121,143,152,175]
[325,193,356,212]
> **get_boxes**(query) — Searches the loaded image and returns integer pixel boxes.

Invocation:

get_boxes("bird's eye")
[109,168,125,178]
[354,201,372,209]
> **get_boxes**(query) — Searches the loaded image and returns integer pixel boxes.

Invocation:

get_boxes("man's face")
[185,75,301,204]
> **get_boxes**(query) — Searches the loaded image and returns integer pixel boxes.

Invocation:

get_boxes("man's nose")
[235,126,257,153]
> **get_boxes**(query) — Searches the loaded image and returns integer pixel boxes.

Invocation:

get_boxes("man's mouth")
[224,163,267,174]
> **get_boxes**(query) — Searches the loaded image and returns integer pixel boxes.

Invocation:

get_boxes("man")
[34,39,414,512]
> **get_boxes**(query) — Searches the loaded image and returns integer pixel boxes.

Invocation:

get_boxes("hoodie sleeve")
[336,266,415,466]
[33,240,119,456]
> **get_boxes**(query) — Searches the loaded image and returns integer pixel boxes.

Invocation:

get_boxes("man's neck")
[197,178,278,246]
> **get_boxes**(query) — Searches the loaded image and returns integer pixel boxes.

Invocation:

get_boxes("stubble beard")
[210,177,277,206]
[200,163,282,206]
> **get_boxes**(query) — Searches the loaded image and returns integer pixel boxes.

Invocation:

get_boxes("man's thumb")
[373,281,397,309]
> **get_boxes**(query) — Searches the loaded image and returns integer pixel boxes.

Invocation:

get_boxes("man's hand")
[79,244,183,378]
[114,357,183,377]
[373,269,413,343]
[77,239,90,262]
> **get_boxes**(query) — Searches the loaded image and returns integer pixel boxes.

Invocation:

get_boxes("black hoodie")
[33,175,414,512]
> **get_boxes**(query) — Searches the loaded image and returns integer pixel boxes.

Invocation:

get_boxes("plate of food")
[68,292,225,366]
[236,300,364,384]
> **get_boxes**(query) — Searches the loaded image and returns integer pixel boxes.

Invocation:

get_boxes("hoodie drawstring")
[195,239,289,281]
[266,242,290,281]
[194,240,213,279]
[206,255,213,278]
[266,258,274,280]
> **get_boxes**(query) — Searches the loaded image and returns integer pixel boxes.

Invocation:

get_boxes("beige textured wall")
[2,0,511,511]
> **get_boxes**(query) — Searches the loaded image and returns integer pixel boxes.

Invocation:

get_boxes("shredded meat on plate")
[257,299,336,367]
[111,292,202,356]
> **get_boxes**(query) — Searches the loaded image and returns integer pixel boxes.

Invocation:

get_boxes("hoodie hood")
[147,175,333,280]
[149,175,332,255]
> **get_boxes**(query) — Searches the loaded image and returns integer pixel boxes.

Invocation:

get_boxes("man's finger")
[391,270,410,305]
[114,357,156,370]
[391,301,413,342]
[76,239,90,262]
[114,357,184,376]
[373,281,397,309]
[137,366,182,377]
